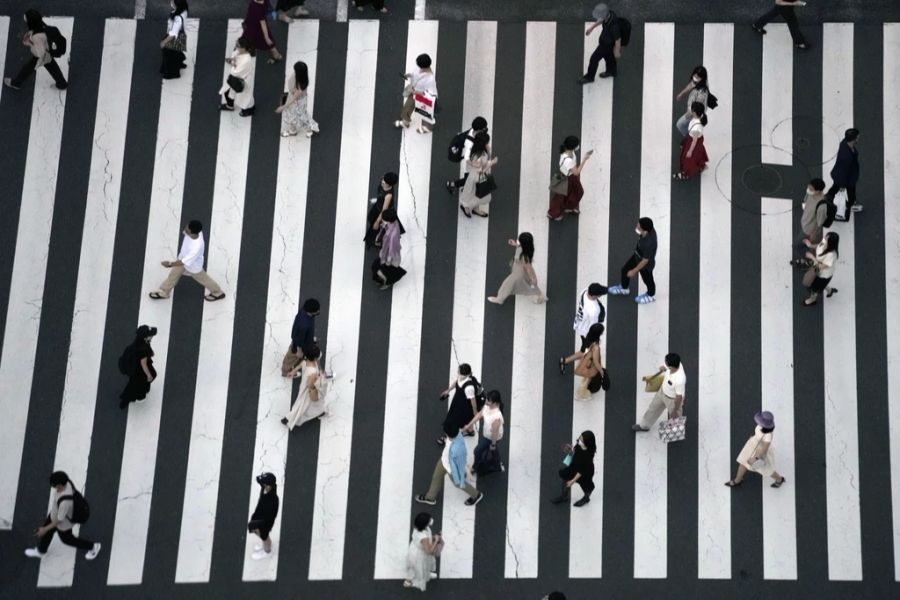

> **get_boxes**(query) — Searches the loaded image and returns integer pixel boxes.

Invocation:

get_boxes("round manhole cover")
[741,164,783,196]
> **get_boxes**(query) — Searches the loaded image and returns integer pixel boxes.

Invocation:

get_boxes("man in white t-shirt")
[633,353,685,431]
[559,282,606,372]
[149,220,225,301]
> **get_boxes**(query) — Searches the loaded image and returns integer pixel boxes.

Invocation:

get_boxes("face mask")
[692,77,701,84]
[635,227,642,235]
[807,187,816,195]
[429,519,434,528]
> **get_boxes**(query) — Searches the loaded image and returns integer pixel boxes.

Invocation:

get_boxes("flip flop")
[148,292,166,300]
[724,479,743,488]
[204,292,226,302]
[826,288,838,298]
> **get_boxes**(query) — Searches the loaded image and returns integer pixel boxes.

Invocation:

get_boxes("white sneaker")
[24,548,45,559]
[851,204,863,213]
[85,543,102,560]
[251,548,272,560]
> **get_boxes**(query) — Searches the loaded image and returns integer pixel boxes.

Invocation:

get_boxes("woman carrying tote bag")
[548,135,593,221]
[219,36,256,117]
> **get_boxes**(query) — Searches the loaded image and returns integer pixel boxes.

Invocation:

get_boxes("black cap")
[302,298,320,313]
[136,325,158,338]
[256,472,276,486]
[587,283,607,297]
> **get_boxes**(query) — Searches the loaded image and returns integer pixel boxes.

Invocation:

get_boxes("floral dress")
[282,74,319,134]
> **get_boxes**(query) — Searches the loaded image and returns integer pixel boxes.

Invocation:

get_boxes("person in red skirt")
[548,136,594,221]
[673,101,708,181]
[243,0,284,64]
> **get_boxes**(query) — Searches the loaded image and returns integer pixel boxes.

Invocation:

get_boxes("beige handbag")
[643,371,665,393]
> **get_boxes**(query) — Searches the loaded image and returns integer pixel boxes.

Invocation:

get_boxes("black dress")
[119,342,156,405]
[559,445,595,495]
[248,489,280,539]
[364,183,396,248]
[441,378,477,437]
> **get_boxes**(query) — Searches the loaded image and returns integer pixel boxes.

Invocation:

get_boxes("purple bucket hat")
[754,410,775,429]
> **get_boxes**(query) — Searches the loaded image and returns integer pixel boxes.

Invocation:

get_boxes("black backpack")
[817,198,838,228]
[58,488,90,524]
[44,25,67,58]
[447,131,472,163]
[617,17,632,47]
[118,345,137,376]
[467,376,487,408]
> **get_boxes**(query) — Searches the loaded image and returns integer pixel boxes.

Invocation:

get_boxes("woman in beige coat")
[725,411,786,488]
[4,9,67,90]
[220,37,256,117]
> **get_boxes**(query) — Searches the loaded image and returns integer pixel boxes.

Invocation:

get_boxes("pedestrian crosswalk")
[0,15,898,597]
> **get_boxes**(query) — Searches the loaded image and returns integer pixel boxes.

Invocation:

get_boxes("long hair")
[691,101,708,126]
[560,135,580,154]
[171,0,188,16]
[691,65,708,90]
[470,132,490,159]
[486,390,504,414]
[821,231,840,258]
[584,323,605,348]
[25,9,44,33]
[517,232,535,264]
[236,36,256,57]
[293,61,309,91]
[579,431,597,456]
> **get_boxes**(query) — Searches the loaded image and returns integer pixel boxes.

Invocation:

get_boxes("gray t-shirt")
[800,192,828,237]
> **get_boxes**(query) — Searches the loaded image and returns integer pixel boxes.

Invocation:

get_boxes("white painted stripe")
[307,19,379,580]
[371,19,441,580]
[503,21,555,579]
[35,19,135,587]
[134,0,147,19]
[568,22,612,580]
[885,22,900,583]
[336,0,348,22]
[761,24,793,165]
[0,16,73,532]
[632,22,674,580]
[436,20,495,580]
[821,22,862,582]
[0,18,9,105]
[696,23,733,580]
[175,19,252,583]
[415,0,427,20]
[241,20,319,582]
[106,18,199,586]
[759,196,798,579]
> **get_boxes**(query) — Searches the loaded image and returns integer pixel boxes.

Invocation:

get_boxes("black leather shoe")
[598,72,614,79]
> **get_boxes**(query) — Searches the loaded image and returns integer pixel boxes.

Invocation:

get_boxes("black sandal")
[771,477,786,488]
[459,205,471,218]
[724,479,743,488]
[826,288,838,298]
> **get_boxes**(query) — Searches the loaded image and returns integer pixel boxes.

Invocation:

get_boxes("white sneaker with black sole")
[86,542,101,560]
[251,548,272,560]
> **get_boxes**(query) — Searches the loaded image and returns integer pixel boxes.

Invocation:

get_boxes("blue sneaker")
[607,285,630,296]
[635,293,656,304]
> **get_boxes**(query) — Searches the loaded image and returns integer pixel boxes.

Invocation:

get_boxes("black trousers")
[354,0,386,9]
[160,48,185,78]
[826,182,857,216]
[37,516,94,553]
[585,42,616,79]
[620,254,656,296]
[11,56,67,88]
[754,5,807,45]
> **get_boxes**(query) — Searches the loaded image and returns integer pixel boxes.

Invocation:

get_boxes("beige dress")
[495,247,543,303]
[736,425,776,477]
[459,152,492,210]
[285,361,325,430]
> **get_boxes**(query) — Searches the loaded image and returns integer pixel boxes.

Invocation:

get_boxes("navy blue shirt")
[291,311,316,353]
[598,12,622,46]
[830,140,859,187]
[634,230,658,269]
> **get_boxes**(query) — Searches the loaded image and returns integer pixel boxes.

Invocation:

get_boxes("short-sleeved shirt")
[634,230,658,268]
[688,117,704,139]
[481,405,505,441]
[599,14,622,46]
[800,193,828,236]
[168,12,186,37]
[559,153,577,176]
[410,69,437,96]
[178,232,206,274]
[686,87,709,112]
[816,240,837,278]
[573,289,604,337]
[662,364,686,399]
[291,311,316,353]
[49,483,75,531]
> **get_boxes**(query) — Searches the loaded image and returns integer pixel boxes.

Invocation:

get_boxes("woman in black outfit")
[248,473,280,560]
[552,430,596,507]
[365,171,398,248]
[119,325,158,409]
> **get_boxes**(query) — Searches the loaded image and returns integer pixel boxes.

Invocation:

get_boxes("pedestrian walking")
[219,36,256,117]
[632,353,685,432]
[371,209,407,289]
[752,0,809,50]
[673,101,709,180]
[446,116,489,193]
[801,232,839,306]
[395,53,437,133]
[248,472,279,560]
[274,0,309,22]
[608,217,658,304]
[281,298,319,377]
[118,325,158,409]
[674,66,710,137]
[403,513,441,590]
[725,411,786,488]
[353,0,389,14]
[365,171,399,248]
[798,178,828,248]
[438,364,481,446]
[573,323,605,401]
[827,128,862,218]
[243,0,283,64]
[487,233,547,305]
[415,428,484,507]
[148,220,226,302]
[559,283,606,373]
[577,3,623,83]
[281,346,328,429]
[547,136,593,221]
[159,0,189,80]
[275,61,318,137]
[458,132,497,218]
[552,431,597,507]
[4,9,68,90]
[463,390,505,476]
[24,472,101,561]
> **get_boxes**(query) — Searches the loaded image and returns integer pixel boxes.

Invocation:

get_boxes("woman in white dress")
[275,61,319,138]
[219,36,256,117]
[280,346,326,430]
[458,132,498,218]
[403,512,441,591]
[725,411,786,488]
